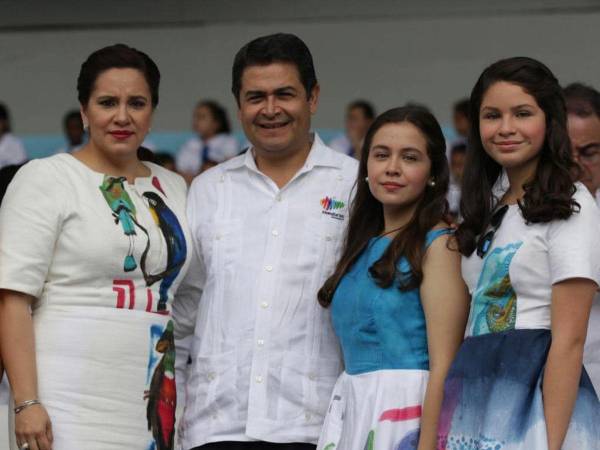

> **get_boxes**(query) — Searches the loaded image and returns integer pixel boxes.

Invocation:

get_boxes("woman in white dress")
[0,44,191,450]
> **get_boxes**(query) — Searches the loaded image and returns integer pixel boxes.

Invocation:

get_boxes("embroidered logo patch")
[321,196,346,220]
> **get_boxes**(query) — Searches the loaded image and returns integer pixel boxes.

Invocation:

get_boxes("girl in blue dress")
[317,106,470,450]
[438,57,600,450]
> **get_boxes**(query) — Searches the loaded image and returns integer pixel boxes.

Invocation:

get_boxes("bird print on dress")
[146,320,176,450]
[140,191,187,311]
[99,176,139,271]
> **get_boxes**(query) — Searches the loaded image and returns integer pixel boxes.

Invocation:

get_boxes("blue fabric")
[331,228,451,375]
[438,329,600,449]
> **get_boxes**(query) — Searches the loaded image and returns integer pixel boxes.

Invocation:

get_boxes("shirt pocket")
[195,219,243,276]
[297,218,346,280]
[190,350,237,422]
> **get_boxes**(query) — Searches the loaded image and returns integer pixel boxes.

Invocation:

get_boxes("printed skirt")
[438,329,600,450]
[317,369,428,450]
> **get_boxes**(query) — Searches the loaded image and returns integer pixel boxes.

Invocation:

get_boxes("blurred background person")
[447,142,466,220]
[175,99,239,183]
[154,152,176,171]
[329,99,375,159]
[0,103,27,170]
[565,83,600,205]
[564,82,600,396]
[54,109,85,153]
[451,97,470,146]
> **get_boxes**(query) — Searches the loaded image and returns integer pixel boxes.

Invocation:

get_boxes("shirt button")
[265,265,273,272]
[325,235,333,242]
[260,301,269,309]
[271,229,279,236]
[219,175,225,183]
[305,412,312,421]
[257,339,265,347]
[256,375,263,383]
[207,372,216,381]
[308,373,316,380]
[337,175,344,181]
[275,194,282,201]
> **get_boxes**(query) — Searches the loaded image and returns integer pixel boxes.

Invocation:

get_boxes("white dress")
[0,154,192,450]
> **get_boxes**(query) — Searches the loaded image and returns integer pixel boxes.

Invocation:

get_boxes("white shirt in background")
[174,134,358,448]
[0,133,27,169]
[175,133,240,174]
[328,134,354,156]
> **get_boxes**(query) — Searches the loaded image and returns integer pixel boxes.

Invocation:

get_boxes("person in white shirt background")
[173,32,358,450]
[329,100,375,159]
[54,109,86,154]
[564,82,600,394]
[0,103,27,170]
[176,99,240,184]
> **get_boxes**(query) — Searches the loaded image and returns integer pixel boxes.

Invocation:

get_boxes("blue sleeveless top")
[331,228,452,375]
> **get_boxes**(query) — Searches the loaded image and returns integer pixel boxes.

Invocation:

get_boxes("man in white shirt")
[174,33,358,450]
[0,103,27,170]
[564,82,600,393]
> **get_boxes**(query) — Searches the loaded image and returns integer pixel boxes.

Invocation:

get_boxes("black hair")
[456,57,580,256]
[348,100,376,120]
[63,109,82,129]
[319,105,449,307]
[563,82,600,118]
[453,98,470,119]
[196,100,231,134]
[77,43,160,108]
[231,33,317,104]
[0,102,12,132]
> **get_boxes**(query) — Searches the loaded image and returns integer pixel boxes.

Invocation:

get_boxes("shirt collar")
[225,133,341,172]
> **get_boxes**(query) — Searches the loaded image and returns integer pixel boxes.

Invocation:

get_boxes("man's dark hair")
[348,100,376,120]
[563,82,600,118]
[231,33,317,104]
[453,98,470,119]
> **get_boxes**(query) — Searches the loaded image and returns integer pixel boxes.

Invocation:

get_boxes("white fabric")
[0,154,191,450]
[0,133,27,169]
[328,134,353,156]
[0,378,8,405]
[174,134,358,447]
[447,178,461,215]
[596,190,600,208]
[462,183,600,335]
[175,134,240,174]
[584,293,600,394]
[317,370,427,450]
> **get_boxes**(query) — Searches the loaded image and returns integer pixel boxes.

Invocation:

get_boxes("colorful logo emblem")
[320,196,345,211]
[320,196,346,220]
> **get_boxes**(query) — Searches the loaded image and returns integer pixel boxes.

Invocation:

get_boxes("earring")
[365,176,369,182]
[428,179,436,187]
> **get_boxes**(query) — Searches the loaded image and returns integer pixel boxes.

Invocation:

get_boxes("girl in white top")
[438,57,600,450]
[0,44,191,450]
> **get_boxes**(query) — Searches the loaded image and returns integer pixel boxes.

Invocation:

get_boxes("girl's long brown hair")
[318,106,449,307]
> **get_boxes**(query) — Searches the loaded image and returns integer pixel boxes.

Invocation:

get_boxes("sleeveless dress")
[0,154,192,450]
[317,229,451,450]
[438,184,600,450]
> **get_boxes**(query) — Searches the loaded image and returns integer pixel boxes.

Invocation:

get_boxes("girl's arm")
[0,289,53,450]
[417,234,470,450]
[544,278,595,450]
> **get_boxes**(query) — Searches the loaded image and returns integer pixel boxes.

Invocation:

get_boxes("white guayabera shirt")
[174,134,358,448]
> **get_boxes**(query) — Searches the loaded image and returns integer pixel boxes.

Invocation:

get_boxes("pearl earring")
[365,176,369,182]
[428,179,436,187]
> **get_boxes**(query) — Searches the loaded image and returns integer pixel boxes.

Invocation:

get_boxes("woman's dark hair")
[231,33,317,105]
[77,43,160,108]
[0,102,11,133]
[456,57,580,256]
[318,106,449,307]
[197,100,231,134]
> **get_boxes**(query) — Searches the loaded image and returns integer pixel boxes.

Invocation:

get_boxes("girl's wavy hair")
[456,57,580,256]
[318,105,449,307]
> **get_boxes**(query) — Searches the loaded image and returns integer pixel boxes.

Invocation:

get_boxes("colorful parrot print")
[99,176,139,271]
[141,191,187,311]
[146,320,176,450]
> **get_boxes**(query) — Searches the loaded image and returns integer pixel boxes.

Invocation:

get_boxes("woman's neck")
[382,202,418,237]
[503,157,539,204]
